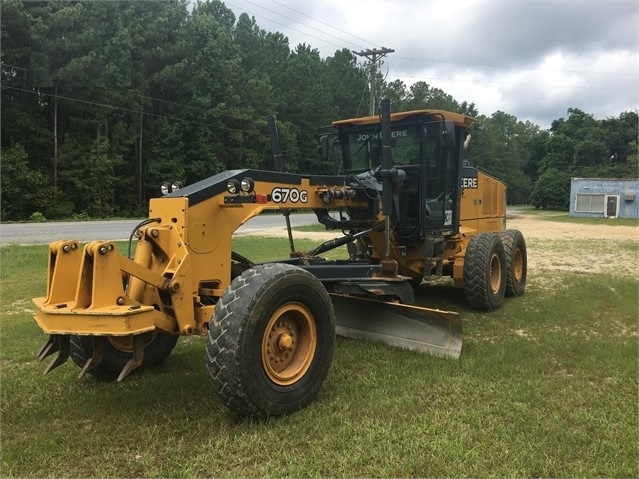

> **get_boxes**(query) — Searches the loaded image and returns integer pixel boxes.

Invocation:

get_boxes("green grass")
[233,235,349,262]
[1,236,637,478]
[291,223,330,233]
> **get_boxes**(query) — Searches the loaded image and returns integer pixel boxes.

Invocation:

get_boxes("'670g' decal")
[271,187,308,203]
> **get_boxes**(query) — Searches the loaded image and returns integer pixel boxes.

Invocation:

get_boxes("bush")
[530,168,571,210]
[28,212,47,222]
[71,211,90,221]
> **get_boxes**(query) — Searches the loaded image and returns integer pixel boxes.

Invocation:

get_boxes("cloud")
[227,0,638,128]
[457,2,637,62]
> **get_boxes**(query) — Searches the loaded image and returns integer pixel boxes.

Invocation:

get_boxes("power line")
[0,63,260,122]
[270,0,374,49]
[1,85,260,135]
[1,62,30,72]
[226,1,346,51]
[93,85,254,121]
[243,0,366,51]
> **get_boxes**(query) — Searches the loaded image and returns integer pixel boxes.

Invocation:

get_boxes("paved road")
[0,213,319,245]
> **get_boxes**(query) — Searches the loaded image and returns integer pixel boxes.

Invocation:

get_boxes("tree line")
[1,0,637,221]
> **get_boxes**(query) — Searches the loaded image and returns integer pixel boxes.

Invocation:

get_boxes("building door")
[605,195,619,218]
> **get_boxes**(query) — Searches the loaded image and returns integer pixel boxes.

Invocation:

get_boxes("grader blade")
[330,294,462,359]
[38,334,70,374]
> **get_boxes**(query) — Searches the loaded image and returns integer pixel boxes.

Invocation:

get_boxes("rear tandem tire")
[70,332,178,380]
[498,229,527,297]
[205,263,335,418]
[463,233,506,311]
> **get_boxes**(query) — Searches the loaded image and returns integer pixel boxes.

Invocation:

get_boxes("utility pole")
[353,47,394,115]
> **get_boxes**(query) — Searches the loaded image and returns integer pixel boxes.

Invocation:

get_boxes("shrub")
[530,168,571,210]
[28,211,47,222]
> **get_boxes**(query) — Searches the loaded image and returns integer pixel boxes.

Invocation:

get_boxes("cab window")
[343,125,420,170]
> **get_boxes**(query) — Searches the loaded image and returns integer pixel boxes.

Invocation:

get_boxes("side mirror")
[440,120,456,149]
[318,134,330,161]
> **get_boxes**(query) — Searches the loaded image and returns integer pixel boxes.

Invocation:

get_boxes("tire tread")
[463,233,506,311]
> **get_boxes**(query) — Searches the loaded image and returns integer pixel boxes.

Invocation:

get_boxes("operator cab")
[325,110,474,243]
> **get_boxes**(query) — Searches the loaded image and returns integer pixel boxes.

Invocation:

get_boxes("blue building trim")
[570,178,639,219]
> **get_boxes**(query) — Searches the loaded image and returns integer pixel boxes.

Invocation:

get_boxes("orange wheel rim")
[107,332,155,353]
[261,302,317,386]
[513,248,523,282]
[489,252,502,294]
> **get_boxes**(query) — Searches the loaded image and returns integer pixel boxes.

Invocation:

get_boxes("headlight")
[226,179,241,194]
[240,177,254,193]
[161,182,171,195]
[171,181,183,192]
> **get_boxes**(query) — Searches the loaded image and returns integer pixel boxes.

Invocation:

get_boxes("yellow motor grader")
[32,100,527,417]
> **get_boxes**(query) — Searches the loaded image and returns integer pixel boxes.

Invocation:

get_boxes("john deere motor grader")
[32,99,527,417]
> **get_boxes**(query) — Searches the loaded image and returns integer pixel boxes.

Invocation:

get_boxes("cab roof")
[331,109,475,129]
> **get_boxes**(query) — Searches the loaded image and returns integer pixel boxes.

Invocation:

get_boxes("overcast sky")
[225,0,638,129]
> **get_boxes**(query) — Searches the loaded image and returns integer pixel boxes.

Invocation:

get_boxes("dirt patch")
[242,213,639,279]
[4,299,35,316]
[506,214,637,241]
[506,214,638,278]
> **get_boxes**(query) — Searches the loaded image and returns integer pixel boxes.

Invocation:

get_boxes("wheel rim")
[261,302,317,386]
[107,332,155,353]
[513,248,523,282]
[489,252,502,294]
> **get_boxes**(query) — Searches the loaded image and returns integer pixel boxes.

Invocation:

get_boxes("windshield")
[343,125,421,170]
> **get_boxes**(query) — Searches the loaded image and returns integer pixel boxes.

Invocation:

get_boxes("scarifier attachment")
[116,335,145,382]
[37,334,70,374]
[77,337,104,379]
[330,294,462,359]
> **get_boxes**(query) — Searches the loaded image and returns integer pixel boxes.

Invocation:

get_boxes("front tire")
[206,263,335,417]
[463,233,506,311]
